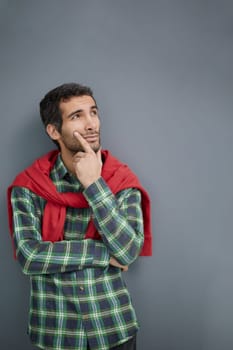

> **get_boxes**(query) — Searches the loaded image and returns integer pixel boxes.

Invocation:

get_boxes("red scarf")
[7,150,152,256]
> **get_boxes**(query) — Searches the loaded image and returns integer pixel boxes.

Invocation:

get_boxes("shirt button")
[79,286,84,291]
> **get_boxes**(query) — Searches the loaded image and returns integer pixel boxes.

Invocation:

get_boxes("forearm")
[11,187,109,275]
[14,234,109,275]
[84,178,144,265]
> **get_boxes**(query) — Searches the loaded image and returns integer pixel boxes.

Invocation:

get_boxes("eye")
[91,109,98,116]
[71,114,80,120]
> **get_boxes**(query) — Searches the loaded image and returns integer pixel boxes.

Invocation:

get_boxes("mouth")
[83,133,99,143]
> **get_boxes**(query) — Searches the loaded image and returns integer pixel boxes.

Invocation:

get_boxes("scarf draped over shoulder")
[7,150,152,256]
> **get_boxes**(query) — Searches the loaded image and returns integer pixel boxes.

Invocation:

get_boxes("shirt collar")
[53,153,69,180]
[52,153,83,188]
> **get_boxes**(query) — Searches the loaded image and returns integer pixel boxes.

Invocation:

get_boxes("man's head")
[40,83,101,153]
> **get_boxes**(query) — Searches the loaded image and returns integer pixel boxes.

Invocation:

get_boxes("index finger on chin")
[73,131,92,153]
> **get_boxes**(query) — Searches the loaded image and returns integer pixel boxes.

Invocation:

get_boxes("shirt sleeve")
[83,177,144,266]
[11,187,110,275]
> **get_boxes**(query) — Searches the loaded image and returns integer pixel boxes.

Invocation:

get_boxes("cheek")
[62,123,83,136]
[96,119,101,130]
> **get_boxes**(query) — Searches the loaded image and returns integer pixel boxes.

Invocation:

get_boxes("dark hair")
[40,82,94,133]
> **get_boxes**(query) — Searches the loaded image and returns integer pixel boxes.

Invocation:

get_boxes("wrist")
[82,176,101,189]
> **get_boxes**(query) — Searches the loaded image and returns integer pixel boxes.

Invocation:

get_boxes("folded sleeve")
[84,177,144,265]
[11,187,110,275]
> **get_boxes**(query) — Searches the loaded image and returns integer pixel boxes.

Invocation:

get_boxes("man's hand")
[72,131,102,188]
[109,257,128,272]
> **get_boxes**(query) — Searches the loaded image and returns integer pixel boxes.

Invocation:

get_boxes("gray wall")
[1,1,233,349]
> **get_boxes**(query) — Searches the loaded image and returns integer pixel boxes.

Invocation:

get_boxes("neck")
[60,148,76,175]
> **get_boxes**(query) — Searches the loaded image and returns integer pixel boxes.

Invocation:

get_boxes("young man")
[7,83,152,350]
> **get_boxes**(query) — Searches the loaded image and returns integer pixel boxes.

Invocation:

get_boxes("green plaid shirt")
[11,154,144,350]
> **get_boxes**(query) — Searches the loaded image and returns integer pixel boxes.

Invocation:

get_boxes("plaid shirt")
[11,154,144,350]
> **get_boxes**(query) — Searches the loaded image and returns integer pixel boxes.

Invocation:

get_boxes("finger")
[96,148,102,163]
[73,152,85,162]
[73,131,93,153]
[74,151,86,158]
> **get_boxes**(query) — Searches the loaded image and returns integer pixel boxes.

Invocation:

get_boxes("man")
[7,83,152,350]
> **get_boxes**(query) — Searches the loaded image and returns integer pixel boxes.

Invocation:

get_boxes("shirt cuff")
[83,177,112,205]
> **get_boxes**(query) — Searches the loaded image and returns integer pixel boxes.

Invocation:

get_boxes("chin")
[92,143,101,153]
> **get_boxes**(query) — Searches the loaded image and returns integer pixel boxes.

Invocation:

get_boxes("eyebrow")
[66,105,98,119]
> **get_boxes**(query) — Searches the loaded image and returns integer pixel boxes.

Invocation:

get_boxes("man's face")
[56,95,101,154]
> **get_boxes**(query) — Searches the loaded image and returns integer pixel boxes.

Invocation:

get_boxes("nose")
[84,114,97,130]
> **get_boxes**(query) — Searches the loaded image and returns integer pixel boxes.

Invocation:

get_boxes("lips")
[83,134,99,142]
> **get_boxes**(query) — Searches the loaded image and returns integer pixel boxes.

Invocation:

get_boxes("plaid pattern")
[11,155,144,350]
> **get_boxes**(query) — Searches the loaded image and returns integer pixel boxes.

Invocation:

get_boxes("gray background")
[0,1,233,349]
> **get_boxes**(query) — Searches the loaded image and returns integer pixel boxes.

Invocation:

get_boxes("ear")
[46,124,61,141]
